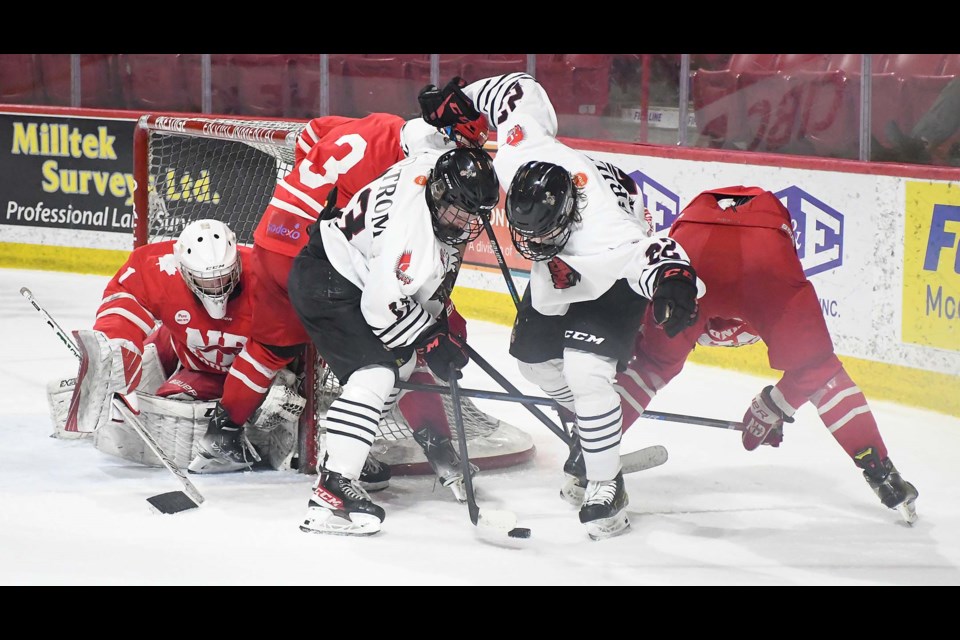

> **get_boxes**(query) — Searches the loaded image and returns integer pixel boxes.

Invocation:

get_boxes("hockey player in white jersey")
[420,75,703,540]
[288,146,500,536]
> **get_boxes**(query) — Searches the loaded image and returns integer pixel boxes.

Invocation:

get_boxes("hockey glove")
[418,77,482,129]
[66,330,143,433]
[445,299,467,343]
[741,385,795,451]
[697,317,761,347]
[318,186,341,221]
[417,322,469,382]
[651,263,699,338]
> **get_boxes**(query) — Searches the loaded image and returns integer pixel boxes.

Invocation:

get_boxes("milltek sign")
[0,114,137,234]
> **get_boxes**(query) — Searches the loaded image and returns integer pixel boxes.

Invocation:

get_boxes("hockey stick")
[397,379,742,431]
[20,287,82,360]
[20,287,203,513]
[449,363,530,539]
[481,216,522,308]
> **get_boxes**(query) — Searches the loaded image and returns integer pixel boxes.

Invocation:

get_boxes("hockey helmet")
[426,147,499,244]
[173,219,242,320]
[505,161,577,260]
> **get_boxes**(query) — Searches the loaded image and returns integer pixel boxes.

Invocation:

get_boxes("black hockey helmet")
[426,147,499,244]
[505,161,577,261]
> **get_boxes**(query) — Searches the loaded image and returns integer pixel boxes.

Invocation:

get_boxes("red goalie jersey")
[94,240,254,377]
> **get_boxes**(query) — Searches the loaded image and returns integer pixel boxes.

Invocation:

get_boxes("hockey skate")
[359,452,391,492]
[187,404,261,474]
[412,428,478,503]
[579,472,630,540]
[300,469,386,536]
[560,432,587,507]
[854,448,919,524]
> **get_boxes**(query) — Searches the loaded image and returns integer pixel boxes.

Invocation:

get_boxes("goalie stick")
[448,363,530,539]
[20,286,204,514]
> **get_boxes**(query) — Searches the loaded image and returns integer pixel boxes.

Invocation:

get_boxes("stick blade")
[621,445,668,475]
[477,508,518,532]
[147,491,201,514]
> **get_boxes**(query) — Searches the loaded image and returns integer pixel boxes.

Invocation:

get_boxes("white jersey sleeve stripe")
[94,308,155,336]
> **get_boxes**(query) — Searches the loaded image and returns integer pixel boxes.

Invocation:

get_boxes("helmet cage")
[428,177,484,244]
[509,190,575,261]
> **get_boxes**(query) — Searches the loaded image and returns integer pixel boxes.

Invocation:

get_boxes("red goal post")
[132,113,536,475]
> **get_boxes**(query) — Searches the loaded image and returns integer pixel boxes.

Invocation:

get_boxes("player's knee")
[563,349,618,398]
[517,358,564,390]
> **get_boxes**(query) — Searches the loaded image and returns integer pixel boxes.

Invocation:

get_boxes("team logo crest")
[395,252,413,284]
[505,125,524,146]
[175,310,191,324]
[547,257,581,289]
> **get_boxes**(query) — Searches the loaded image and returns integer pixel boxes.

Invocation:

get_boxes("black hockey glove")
[417,320,469,382]
[651,263,699,338]
[318,186,341,221]
[418,76,481,129]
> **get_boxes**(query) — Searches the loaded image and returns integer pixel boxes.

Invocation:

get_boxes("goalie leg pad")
[47,376,91,439]
[94,394,216,468]
[66,330,141,433]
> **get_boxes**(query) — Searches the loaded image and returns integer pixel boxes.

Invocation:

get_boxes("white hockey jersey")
[314,149,458,350]
[463,73,697,316]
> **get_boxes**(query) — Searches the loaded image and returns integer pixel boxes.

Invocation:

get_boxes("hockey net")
[132,114,535,475]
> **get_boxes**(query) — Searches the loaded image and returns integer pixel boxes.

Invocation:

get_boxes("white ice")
[2,267,959,586]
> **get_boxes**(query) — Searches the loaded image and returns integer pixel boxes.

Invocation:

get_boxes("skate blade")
[585,511,631,541]
[898,499,918,525]
[560,475,585,507]
[359,479,390,493]
[299,507,382,536]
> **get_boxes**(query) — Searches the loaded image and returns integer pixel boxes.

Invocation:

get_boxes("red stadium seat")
[690,54,781,147]
[341,55,420,118]
[179,54,237,116]
[461,56,526,85]
[37,54,123,108]
[118,54,194,112]
[880,54,947,78]
[405,55,468,89]
[536,55,611,117]
[0,54,43,104]
[229,54,294,118]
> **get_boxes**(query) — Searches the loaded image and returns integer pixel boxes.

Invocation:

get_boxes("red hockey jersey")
[252,113,408,257]
[93,241,254,374]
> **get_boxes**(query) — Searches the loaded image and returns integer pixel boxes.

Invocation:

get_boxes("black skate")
[300,469,386,536]
[412,428,477,503]
[359,452,391,492]
[854,447,919,524]
[578,471,630,540]
[560,430,587,507]
[187,403,260,474]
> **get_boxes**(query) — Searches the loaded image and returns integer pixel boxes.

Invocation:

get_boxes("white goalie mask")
[173,219,241,320]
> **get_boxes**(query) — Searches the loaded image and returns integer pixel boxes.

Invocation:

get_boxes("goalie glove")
[651,263,700,338]
[418,76,482,129]
[250,369,307,432]
[66,330,143,433]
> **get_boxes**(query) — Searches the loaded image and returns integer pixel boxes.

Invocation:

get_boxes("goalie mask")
[505,161,579,261]
[425,147,499,244]
[174,219,241,320]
